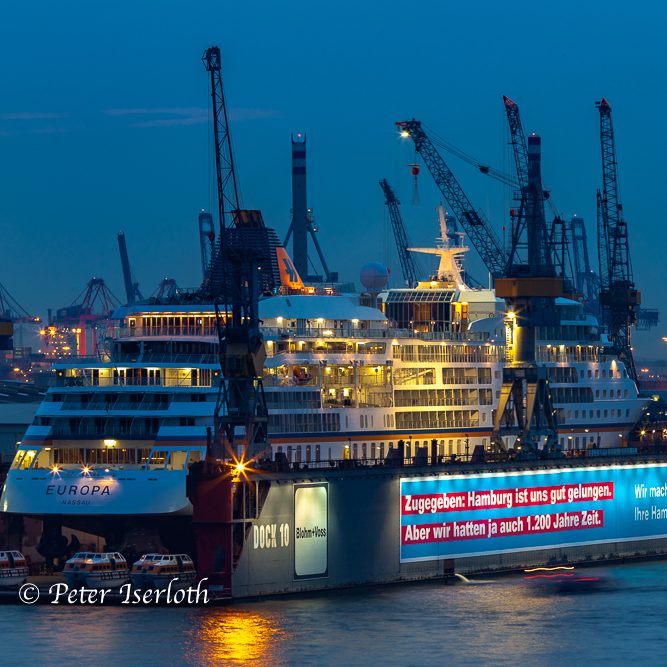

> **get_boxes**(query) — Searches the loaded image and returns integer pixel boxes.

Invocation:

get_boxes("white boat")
[63,552,129,589]
[130,553,196,589]
[0,550,29,588]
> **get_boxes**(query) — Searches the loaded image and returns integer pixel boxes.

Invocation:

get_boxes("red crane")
[54,278,120,356]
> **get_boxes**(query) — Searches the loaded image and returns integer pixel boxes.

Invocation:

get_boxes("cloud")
[32,127,67,135]
[105,106,205,117]
[104,106,278,128]
[0,112,70,120]
[229,108,279,121]
[104,107,207,128]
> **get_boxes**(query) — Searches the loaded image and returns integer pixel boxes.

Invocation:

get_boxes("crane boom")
[379,179,420,286]
[396,119,507,278]
[597,99,633,288]
[117,231,142,305]
[503,96,529,192]
[595,98,640,381]
[570,215,600,307]
[203,46,240,236]
[503,96,529,270]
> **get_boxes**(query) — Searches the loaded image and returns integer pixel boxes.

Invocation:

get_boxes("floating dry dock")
[200,454,667,598]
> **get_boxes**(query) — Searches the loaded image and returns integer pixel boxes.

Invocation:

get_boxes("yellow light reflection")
[192,611,284,665]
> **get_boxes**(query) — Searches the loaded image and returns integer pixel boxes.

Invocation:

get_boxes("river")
[2,560,665,665]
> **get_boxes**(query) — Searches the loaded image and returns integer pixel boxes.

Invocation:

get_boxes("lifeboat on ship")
[0,551,29,588]
[63,552,129,589]
[130,553,197,590]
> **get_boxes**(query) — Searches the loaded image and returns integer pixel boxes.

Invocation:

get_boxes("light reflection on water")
[185,610,287,666]
[3,561,667,666]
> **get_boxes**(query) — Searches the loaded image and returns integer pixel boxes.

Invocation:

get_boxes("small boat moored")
[63,552,129,589]
[0,551,29,588]
[131,553,197,590]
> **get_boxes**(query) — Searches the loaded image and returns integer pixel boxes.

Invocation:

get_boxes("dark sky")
[0,0,665,356]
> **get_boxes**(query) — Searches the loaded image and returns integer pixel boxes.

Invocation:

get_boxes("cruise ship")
[0,225,645,547]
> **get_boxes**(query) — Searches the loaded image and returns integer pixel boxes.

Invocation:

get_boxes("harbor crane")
[203,46,240,238]
[201,46,272,298]
[595,99,640,382]
[117,231,143,305]
[188,45,271,596]
[396,120,508,278]
[492,129,561,456]
[152,277,179,302]
[502,96,531,271]
[503,96,573,291]
[198,210,215,281]
[199,44,269,458]
[55,278,120,356]
[0,283,40,351]
[570,215,600,310]
[379,179,421,287]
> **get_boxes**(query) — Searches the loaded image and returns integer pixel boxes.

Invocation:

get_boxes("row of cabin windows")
[560,436,601,449]
[394,388,493,407]
[595,388,629,399]
[392,367,495,387]
[14,448,202,469]
[48,393,210,404]
[39,417,204,432]
[561,407,631,420]
[268,413,340,434]
[581,368,626,380]
[393,346,503,363]
[275,438,486,462]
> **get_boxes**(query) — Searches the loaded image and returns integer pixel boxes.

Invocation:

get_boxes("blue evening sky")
[0,0,665,356]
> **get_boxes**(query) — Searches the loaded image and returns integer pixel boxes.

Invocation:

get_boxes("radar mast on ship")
[408,206,469,289]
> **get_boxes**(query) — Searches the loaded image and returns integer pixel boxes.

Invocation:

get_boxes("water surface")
[2,561,665,666]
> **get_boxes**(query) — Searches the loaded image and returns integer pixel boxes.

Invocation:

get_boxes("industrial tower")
[290,134,308,278]
[283,134,334,283]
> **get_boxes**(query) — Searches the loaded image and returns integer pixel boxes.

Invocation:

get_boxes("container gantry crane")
[396,120,508,278]
[55,278,120,356]
[379,179,421,287]
[595,98,640,382]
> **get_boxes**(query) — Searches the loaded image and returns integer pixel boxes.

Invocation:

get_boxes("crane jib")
[397,119,508,277]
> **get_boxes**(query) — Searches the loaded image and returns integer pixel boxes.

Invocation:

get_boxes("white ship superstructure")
[1,236,646,519]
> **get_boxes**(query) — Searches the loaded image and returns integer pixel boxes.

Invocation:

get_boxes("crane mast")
[396,119,507,278]
[379,179,420,287]
[596,98,640,381]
